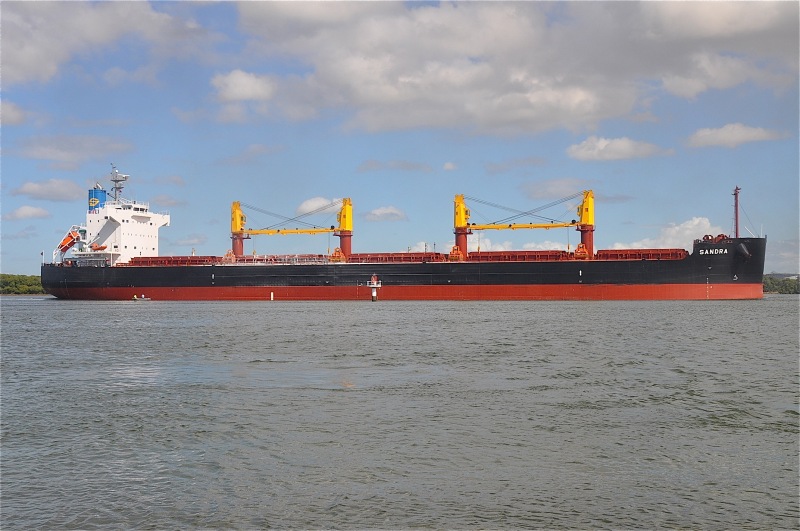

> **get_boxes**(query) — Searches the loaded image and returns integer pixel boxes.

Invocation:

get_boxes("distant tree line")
[0,273,797,295]
[763,274,799,294]
[0,274,46,295]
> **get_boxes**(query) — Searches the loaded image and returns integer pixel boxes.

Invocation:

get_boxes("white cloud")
[407,240,452,253]
[467,236,513,252]
[1,101,26,125]
[234,3,636,132]
[6,2,794,135]
[365,206,407,222]
[612,217,723,250]
[2,2,217,87]
[567,136,671,161]
[212,70,277,102]
[19,136,133,171]
[11,179,84,202]
[687,123,784,149]
[523,240,570,252]
[229,2,796,133]
[3,206,50,221]
[642,2,792,41]
[661,53,754,99]
[443,162,457,171]
[409,236,539,253]
[296,197,341,216]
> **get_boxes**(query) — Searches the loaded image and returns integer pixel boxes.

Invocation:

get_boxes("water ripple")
[1,296,798,529]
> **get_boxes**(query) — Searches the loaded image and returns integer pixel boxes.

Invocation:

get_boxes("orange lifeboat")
[90,242,107,251]
[58,231,80,253]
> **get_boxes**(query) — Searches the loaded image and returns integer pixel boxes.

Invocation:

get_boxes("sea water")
[1,296,798,529]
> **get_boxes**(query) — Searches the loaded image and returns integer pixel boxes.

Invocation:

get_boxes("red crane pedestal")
[336,230,352,260]
[454,227,471,260]
[232,234,245,257]
[578,224,594,258]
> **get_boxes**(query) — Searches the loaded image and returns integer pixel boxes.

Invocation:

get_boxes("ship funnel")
[88,188,107,212]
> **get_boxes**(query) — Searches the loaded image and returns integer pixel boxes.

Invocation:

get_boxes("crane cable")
[241,199,343,230]
[464,196,554,224]
[464,191,584,225]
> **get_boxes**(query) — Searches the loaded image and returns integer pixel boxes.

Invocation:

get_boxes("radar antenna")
[109,163,129,201]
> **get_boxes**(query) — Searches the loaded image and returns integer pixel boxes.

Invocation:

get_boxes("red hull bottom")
[49,283,764,301]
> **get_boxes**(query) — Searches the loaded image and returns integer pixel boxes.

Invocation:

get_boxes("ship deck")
[118,248,689,267]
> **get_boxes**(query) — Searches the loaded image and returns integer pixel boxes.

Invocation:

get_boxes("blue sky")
[2,1,798,275]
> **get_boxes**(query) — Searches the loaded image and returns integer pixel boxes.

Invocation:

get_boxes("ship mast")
[110,163,129,201]
[733,186,741,238]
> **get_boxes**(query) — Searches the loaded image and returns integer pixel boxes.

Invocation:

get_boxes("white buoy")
[367,274,381,302]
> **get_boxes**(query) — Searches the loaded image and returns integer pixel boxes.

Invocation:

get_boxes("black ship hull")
[41,237,767,301]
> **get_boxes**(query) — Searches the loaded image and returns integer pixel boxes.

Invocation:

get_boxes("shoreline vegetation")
[2,273,798,296]
[762,274,800,294]
[2,274,46,295]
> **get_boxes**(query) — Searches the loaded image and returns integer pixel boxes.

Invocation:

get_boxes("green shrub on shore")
[1,274,47,295]
[763,275,800,294]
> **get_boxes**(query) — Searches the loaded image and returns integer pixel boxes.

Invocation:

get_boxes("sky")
[2,1,798,275]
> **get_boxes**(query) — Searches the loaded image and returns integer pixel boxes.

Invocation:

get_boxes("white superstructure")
[52,166,170,266]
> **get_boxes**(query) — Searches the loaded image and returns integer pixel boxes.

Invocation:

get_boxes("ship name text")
[699,248,728,255]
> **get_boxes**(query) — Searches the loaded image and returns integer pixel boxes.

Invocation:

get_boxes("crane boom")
[455,190,593,231]
[452,190,595,260]
[231,198,353,258]
[231,198,352,235]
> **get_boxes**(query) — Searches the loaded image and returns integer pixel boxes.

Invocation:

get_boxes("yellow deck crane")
[452,190,595,260]
[231,198,353,261]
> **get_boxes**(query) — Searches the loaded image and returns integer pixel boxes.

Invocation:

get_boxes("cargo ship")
[41,166,766,301]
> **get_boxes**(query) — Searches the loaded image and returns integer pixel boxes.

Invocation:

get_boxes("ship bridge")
[52,166,170,266]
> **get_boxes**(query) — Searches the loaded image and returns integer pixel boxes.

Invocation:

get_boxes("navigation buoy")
[367,274,381,301]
